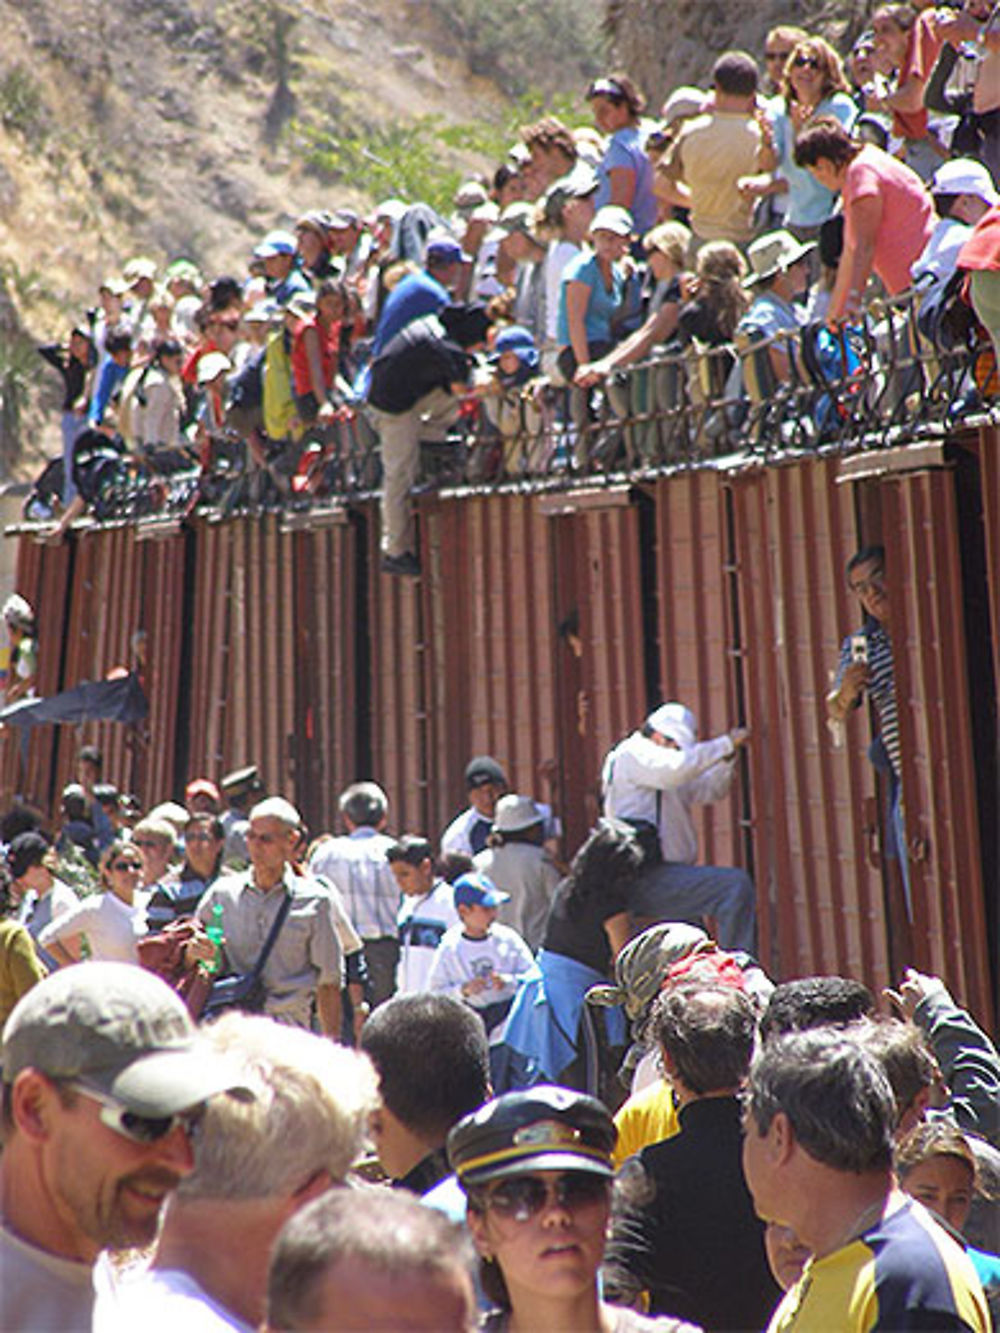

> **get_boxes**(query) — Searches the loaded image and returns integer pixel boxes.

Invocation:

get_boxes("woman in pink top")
[794,117,936,322]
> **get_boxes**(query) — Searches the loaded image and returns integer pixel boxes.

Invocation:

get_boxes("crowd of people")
[0,707,998,1330]
[27,4,1000,571]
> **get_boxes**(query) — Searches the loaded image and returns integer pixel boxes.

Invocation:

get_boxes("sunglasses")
[481,1172,610,1223]
[132,838,163,851]
[214,318,241,330]
[66,1081,202,1145]
[185,831,217,844]
[849,568,885,597]
[793,55,821,69]
[111,859,143,872]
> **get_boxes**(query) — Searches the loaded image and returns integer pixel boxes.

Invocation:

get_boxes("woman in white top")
[39,839,147,965]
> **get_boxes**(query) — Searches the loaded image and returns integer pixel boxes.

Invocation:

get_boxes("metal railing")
[17,289,996,529]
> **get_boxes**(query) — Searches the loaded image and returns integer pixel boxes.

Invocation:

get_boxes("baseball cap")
[465,756,507,790]
[425,231,466,266]
[930,158,1000,205]
[453,871,509,910]
[590,205,634,237]
[449,1086,617,1187]
[253,229,297,259]
[196,351,232,386]
[646,702,697,748]
[328,208,362,230]
[185,777,221,804]
[1,963,250,1115]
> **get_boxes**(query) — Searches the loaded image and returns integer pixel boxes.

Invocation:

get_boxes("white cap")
[646,703,697,748]
[590,205,634,237]
[930,158,999,206]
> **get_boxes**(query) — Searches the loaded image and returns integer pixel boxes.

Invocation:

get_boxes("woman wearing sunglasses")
[38,837,148,965]
[449,1086,698,1332]
[745,37,857,239]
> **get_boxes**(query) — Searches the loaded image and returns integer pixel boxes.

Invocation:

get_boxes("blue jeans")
[630,861,757,956]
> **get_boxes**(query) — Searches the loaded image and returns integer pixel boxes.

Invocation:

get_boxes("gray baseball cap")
[2,963,250,1117]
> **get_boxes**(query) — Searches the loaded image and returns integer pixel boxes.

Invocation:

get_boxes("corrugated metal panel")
[882,467,994,1025]
[54,527,148,802]
[731,458,891,988]
[186,521,233,785]
[653,472,739,869]
[541,492,647,852]
[420,492,561,848]
[367,504,428,836]
[0,537,66,815]
[291,520,358,838]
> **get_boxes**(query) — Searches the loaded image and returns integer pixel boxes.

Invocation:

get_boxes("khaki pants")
[372,388,458,558]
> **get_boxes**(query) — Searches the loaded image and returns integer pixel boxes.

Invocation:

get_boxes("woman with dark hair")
[499,820,644,1091]
[745,36,857,237]
[896,1122,1000,1313]
[794,117,935,321]
[38,837,147,964]
[449,1086,697,1332]
[588,74,658,235]
[0,856,46,1027]
[130,338,186,452]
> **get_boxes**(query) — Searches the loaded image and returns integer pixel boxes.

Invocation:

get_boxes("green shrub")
[0,65,49,147]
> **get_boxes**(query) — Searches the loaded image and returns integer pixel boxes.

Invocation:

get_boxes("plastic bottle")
[205,902,225,976]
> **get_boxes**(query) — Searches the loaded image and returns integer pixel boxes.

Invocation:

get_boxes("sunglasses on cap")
[479,1171,610,1222]
[587,77,625,102]
[65,1081,203,1145]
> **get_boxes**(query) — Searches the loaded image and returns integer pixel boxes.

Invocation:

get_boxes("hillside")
[0,0,602,467]
[0,0,846,472]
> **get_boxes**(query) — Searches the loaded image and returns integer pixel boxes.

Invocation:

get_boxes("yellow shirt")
[613,1079,680,1167]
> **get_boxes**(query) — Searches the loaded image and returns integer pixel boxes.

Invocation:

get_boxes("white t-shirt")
[396,881,460,994]
[93,1264,252,1333]
[428,922,533,1011]
[38,890,147,964]
[0,1219,95,1333]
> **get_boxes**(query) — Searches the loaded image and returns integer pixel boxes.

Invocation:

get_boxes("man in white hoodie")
[602,701,756,954]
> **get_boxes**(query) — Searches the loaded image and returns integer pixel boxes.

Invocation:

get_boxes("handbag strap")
[246,889,293,983]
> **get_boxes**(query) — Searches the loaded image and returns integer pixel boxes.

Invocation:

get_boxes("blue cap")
[492,324,539,370]
[425,231,466,266]
[454,872,509,910]
[253,229,297,258]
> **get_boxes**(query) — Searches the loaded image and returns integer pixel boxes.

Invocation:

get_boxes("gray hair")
[267,1184,475,1331]
[249,796,302,828]
[178,1014,378,1200]
[745,1027,895,1172]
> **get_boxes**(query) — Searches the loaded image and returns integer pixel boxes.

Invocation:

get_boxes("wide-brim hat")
[492,793,544,833]
[744,230,816,287]
[448,1086,616,1187]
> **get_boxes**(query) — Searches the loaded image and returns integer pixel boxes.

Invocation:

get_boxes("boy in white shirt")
[428,872,533,1040]
[391,835,460,994]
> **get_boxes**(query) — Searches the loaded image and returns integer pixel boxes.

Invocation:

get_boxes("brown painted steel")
[730,458,892,989]
[5,444,996,1019]
[420,492,562,847]
[653,472,740,870]
[881,465,994,1026]
[541,491,647,853]
[290,520,359,837]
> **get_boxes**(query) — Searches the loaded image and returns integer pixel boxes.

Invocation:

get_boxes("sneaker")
[380,551,421,577]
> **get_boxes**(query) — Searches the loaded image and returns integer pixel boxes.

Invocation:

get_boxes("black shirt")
[541,876,628,975]
[38,344,89,412]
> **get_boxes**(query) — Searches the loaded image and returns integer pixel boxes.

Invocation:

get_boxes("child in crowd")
[390,834,460,994]
[428,871,533,1039]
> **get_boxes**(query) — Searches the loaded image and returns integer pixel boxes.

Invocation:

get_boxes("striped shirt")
[835,616,900,779]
